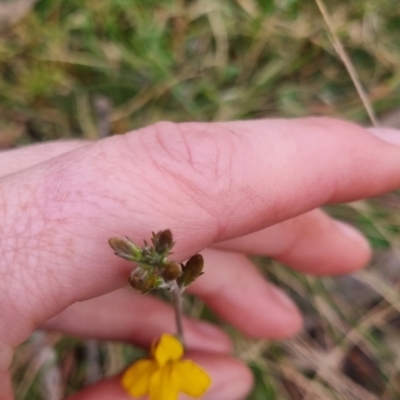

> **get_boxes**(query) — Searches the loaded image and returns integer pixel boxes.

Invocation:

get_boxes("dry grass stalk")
[314,0,378,126]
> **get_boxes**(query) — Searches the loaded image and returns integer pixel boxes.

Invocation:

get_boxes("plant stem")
[171,282,184,345]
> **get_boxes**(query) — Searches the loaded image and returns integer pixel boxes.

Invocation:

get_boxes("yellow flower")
[122,334,211,400]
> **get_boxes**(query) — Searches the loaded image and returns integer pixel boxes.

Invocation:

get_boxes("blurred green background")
[4,0,400,399]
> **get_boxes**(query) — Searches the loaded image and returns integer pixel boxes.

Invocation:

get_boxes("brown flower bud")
[161,262,182,281]
[152,230,174,254]
[129,273,147,292]
[177,254,204,288]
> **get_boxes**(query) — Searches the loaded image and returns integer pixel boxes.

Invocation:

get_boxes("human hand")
[1,118,400,400]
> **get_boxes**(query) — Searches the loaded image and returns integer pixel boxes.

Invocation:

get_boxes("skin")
[1,117,400,400]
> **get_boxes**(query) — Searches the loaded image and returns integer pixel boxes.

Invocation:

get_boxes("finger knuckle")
[140,121,241,202]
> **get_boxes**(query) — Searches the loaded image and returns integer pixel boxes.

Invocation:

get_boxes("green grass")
[5,0,400,399]
[3,0,400,144]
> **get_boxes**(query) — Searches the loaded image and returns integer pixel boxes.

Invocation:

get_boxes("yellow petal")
[153,334,184,366]
[121,359,158,397]
[149,363,180,400]
[175,360,211,397]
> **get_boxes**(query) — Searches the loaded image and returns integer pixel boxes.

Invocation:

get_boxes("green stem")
[171,282,184,345]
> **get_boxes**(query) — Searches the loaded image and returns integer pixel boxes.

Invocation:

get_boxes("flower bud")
[161,262,182,281]
[108,237,141,261]
[152,230,174,254]
[129,269,162,293]
[177,254,204,288]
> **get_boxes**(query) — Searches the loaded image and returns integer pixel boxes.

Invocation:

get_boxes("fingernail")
[368,127,400,146]
[187,321,232,353]
[335,221,370,251]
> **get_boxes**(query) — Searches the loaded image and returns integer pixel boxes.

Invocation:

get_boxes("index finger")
[0,118,399,348]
